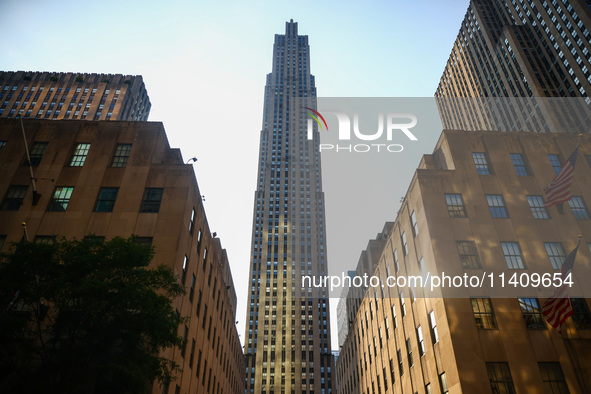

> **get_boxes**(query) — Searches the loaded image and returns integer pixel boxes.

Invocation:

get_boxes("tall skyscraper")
[244,20,334,393]
[435,0,591,132]
[0,71,151,121]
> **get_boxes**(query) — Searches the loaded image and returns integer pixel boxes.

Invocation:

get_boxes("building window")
[1,185,28,211]
[572,298,591,329]
[189,208,196,234]
[400,292,406,316]
[405,338,413,367]
[486,363,516,394]
[34,236,56,244]
[439,372,449,394]
[132,237,152,249]
[416,326,425,356]
[544,242,566,270]
[568,196,590,219]
[456,240,481,269]
[47,186,74,211]
[539,362,569,394]
[140,188,164,213]
[501,242,525,269]
[445,193,467,217]
[0,141,6,152]
[181,255,188,285]
[94,187,119,212]
[111,143,132,167]
[472,152,491,175]
[28,142,48,166]
[0,235,5,250]
[471,298,497,329]
[486,194,508,218]
[518,298,545,329]
[429,310,438,344]
[510,153,529,176]
[527,195,550,219]
[69,143,91,166]
[401,231,408,256]
[548,154,562,175]
[410,210,418,237]
[397,349,404,376]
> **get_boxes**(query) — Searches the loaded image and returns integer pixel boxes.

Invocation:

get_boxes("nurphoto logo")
[306,108,418,153]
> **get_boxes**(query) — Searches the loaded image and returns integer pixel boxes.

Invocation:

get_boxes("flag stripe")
[544,142,578,207]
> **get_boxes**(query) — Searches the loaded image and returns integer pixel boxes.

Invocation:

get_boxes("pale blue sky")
[1,0,470,350]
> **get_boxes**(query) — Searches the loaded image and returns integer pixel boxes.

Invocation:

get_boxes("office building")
[435,0,591,132]
[0,118,244,393]
[336,129,591,393]
[244,20,334,393]
[0,71,151,121]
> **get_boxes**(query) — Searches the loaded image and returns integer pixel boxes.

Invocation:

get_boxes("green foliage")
[49,76,58,82]
[75,76,84,82]
[0,236,185,394]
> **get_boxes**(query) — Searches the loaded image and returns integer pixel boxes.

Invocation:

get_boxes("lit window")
[471,298,497,329]
[472,152,491,174]
[29,142,48,166]
[548,154,562,175]
[544,242,566,270]
[486,194,508,218]
[111,143,132,167]
[69,143,91,166]
[94,187,119,212]
[456,240,481,269]
[486,363,515,393]
[1,185,28,211]
[401,231,408,256]
[47,186,74,211]
[140,188,164,213]
[429,310,438,343]
[445,193,467,217]
[501,242,525,269]
[568,196,590,219]
[527,195,550,219]
[510,153,529,176]
[518,298,545,329]
[410,210,418,237]
[416,326,425,356]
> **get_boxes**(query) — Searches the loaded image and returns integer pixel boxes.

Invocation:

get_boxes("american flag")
[544,141,579,208]
[541,239,580,333]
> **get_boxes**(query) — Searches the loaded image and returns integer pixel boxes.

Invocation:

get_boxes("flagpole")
[19,118,41,205]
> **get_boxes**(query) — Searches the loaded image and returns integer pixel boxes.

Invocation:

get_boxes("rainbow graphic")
[303,107,329,131]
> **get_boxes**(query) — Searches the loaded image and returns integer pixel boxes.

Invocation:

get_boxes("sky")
[1,0,470,351]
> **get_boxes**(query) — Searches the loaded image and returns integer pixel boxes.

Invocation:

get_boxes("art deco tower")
[244,20,334,394]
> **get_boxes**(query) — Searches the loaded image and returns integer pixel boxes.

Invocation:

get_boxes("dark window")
[111,143,132,167]
[29,142,48,166]
[0,141,6,152]
[527,195,550,219]
[518,298,545,329]
[486,194,508,218]
[572,298,591,329]
[69,143,91,166]
[539,362,569,394]
[94,187,119,212]
[34,236,56,244]
[1,185,28,211]
[445,193,467,217]
[405,338,413,367]
[0,235,5,250]
[133,237,152,249]
[472,152,491,174]
[47,186,74,211]
[456,240,481,269]
[486,362,516,394]
[510,153,529,176]
[140,188,164,213]
[471,298,497,329]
